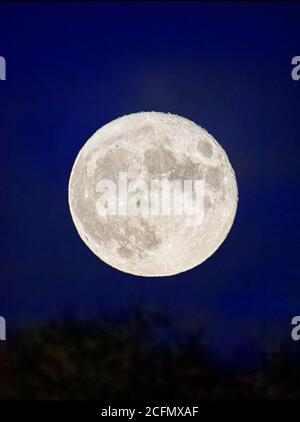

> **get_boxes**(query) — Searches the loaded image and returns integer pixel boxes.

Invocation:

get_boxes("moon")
[68,112,238,277]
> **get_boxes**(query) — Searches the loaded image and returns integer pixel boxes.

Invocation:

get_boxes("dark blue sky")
[0,2,299,356]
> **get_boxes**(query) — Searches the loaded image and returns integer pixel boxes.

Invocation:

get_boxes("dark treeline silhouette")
[0,311,299,401]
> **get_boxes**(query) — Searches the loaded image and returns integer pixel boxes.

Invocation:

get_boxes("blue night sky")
[0,2,299,356]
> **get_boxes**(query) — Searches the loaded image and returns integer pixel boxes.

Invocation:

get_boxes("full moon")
[68,112,238,277]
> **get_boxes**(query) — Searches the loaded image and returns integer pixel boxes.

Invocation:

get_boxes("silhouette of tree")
[0,312,299,401]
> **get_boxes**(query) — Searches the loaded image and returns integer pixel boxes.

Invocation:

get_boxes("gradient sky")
[0,2,299,357]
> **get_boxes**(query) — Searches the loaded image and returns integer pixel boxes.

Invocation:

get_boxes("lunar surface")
[68,112,238,276]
